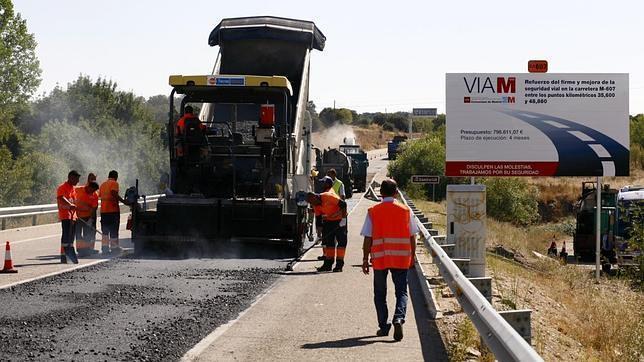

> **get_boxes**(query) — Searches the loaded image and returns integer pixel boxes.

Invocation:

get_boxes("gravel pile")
[0,258,282,361]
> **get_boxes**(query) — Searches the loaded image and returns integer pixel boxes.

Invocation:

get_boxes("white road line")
[8,221,128,245]
[180,279,281,362]
[567,130,595,142]
[0,259,108,291]
[588,144,611,158]
[602,161,616,176]
[543,120,569,129]
[517,112,541,119]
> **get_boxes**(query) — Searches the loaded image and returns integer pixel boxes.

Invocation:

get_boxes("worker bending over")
[75,181,99,257]
[99,170,130,254]
[361,178,417,341]
[307,176,348,272]
[57,170,80,264]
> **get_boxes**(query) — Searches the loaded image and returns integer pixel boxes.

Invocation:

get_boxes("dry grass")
[352,124,396,151]
[413,196,644,361]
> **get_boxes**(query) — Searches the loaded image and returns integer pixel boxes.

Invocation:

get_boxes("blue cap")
[319,176,333,185]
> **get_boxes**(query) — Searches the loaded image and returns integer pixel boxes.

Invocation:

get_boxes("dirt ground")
[412,199,644,362]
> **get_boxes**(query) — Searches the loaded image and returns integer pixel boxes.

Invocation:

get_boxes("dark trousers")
[373,268,409,330]
[322,220,347,261]
[100,212,120,240]
[60,219,75,247]
[75,217,95,250]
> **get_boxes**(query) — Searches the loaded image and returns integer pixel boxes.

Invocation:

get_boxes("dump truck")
[313,147,353,199]
[387,135,408,160]
[129,17,325,255]
[339,142,369,192]
[573,182,618,263]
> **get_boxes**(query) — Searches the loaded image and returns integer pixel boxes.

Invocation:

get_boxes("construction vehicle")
[573,182,618,264]
[313,147,353,198]
[129,17,325,255]
[387,135,408,160]
[616,185,644,239]
[339,138,369,192]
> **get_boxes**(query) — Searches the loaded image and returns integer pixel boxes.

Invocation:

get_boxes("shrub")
[482,178,540,226]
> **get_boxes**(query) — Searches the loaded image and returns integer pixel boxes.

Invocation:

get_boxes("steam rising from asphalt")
[312,123,357,149]
[35,121,167,197]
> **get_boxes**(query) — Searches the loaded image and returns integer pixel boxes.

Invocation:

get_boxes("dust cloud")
[311,123,356,149]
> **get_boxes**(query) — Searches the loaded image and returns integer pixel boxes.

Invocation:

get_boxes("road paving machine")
[129,17,325,255]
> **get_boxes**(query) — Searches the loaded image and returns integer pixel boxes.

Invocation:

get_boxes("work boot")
[332,260,344,272]
[376,323,391,337]
[101,246,110,255]
[393,321,403,341]
[316,260,333,272]
[317,255,325,261]
[60,254,67,264]
[110,246,122,254]
[64,247,79,264]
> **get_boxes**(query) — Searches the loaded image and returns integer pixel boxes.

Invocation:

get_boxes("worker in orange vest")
[75,180,99,256]
[307,176,348,272]
[57,170,81,264]
[175,105,206,157]
[361,178,418,341]
[99,170,130,254]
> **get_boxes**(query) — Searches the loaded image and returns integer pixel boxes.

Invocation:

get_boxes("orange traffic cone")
[1,241,18,274]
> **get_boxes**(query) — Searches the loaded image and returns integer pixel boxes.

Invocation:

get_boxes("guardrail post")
[32,214,37,226]
[467,277,492,302]
[499,310,533,345]
[451,258,471,276]
[1,219,5,230]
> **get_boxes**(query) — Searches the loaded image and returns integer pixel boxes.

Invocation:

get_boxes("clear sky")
[12,0,644,114]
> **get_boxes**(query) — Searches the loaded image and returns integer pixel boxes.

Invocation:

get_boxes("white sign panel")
[446,73,629,176]
[412,108,437,117]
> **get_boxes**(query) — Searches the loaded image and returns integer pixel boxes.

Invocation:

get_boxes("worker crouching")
[75,181,100,257]
[307,176,348,272]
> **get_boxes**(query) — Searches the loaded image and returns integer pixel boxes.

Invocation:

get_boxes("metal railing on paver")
[399,191,543,362]
[0,195,163,230]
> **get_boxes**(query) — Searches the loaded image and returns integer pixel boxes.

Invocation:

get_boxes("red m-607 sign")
[411,175,440,184]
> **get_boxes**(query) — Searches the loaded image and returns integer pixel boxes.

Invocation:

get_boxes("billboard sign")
[446,73,629,177]
[412,108,437,117]
[411,175,440,184]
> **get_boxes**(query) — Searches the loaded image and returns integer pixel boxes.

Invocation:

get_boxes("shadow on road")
[408,267,449,362]
[301,335,397,349]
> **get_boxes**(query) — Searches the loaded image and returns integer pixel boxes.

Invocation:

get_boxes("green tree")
[387,134,448,198]
[319,107,354,127]
[0,0,41,117]
[306,100,322,131]
[482,178,540,226]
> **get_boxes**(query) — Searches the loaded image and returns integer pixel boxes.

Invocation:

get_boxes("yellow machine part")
[169,74,292,95]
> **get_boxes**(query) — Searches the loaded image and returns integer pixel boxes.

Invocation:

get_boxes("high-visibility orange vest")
[313,191,343,221]
[369,201,412,270]
[75,186,98,218]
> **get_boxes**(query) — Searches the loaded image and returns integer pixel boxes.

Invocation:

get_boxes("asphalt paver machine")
[130,17,325,255]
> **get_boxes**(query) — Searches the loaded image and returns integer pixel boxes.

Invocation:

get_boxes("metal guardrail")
[399,191,543,362]
[0,194,163,230]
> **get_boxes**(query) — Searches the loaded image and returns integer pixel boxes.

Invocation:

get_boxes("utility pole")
[595,176,602,282]
[333,100,335,110]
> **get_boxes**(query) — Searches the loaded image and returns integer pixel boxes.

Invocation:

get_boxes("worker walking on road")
[99,170,130,254]
[57,170,81,264]
[361,178,418,341]
[75,181,100,257]
[307,176,348,272]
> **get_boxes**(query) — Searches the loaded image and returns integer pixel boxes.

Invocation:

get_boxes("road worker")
[75,181,99,257]
[361,178,418,341]
[57,170,80,264]
[326,169,346,200]
[307,176,348,272]
[175,105,206,157]
[99,170,130,254]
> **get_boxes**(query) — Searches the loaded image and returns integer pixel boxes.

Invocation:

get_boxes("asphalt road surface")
[0,149,388,361]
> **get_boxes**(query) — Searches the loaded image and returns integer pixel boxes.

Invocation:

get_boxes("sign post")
[411,175,440,202]
[410,108,438,140]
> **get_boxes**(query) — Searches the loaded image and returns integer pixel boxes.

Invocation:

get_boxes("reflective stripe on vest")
[369,201,412,270]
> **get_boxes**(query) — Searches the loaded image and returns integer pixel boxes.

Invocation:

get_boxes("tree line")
[0,0,171,206]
